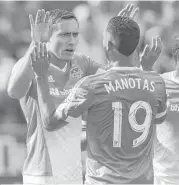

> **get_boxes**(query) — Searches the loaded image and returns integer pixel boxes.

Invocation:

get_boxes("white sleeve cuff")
[156,108,167,119]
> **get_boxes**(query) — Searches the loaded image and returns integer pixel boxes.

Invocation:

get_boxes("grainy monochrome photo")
[0,1,178,185]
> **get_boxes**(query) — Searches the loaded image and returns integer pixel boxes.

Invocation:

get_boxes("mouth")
[65,49,74,53]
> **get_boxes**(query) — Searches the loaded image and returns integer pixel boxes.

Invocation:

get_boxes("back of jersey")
[86,67,166,184]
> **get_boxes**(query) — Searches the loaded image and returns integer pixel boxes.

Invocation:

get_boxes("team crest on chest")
[69,65,83,80]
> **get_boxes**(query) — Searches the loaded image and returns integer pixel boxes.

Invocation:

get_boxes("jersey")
[154,71,179,184]
[55,66,167,184]
[20,52,100,184]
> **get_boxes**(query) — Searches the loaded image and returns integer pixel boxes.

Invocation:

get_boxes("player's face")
[49,18,79,61]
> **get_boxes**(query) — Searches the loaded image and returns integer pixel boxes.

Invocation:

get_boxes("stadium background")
[0,1,178,184]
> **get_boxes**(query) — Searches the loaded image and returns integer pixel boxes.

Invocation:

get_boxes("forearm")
[36,75,55,118]
[36,75,68,131]
[7,42,35,99]
[36,75,92,130]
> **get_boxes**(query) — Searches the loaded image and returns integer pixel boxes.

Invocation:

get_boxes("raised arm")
[7,9,52,100]
[32,43,93,131]
[7,42,35,99]
[117,3,139,19]
[140,37,162,72]
[31,42,69,131]
[117,4,162,72]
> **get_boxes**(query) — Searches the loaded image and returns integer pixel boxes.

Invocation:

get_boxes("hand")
[140,37,162,71]
[118,4,139,20]
[29,9,52,43]
[31,42,50,77]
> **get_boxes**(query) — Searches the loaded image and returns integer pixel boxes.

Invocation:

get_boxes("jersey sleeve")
[55,77,94,120]
[155,78,167,123]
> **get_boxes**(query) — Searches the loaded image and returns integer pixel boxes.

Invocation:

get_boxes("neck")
[109,54,134,68]
[50,52,71,69]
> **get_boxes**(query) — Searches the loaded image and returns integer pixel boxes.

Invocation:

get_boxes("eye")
[62,33,71,37]
[73,33,79,38]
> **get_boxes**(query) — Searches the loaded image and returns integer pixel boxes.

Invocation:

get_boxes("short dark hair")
[49,9,79,25]
[106,16,140,56]
[172,35,179,60]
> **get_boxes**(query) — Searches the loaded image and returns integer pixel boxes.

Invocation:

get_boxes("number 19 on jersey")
[112,101,152,148]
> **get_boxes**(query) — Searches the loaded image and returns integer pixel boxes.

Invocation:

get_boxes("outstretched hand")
[118,4,139,20]
[31,42,50,77]
[140,37,162,71]
[29,9,52,43]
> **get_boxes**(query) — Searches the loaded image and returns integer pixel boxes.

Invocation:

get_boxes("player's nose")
[69,33,77,45]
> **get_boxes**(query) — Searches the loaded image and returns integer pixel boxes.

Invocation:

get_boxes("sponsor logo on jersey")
[170,104,179,112]
[49,87,73,96]
[69,65,83,80]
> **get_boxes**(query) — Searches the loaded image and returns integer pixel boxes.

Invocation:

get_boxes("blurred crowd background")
[0,1,178,184]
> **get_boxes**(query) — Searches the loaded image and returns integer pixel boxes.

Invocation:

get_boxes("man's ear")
[108,40,118,53]
[106,41,115,60]
[108,41,113,51]
[111,34,122,54]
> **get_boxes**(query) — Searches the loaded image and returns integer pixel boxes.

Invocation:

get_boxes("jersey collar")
[50,62,68,73]
[110,66,140,71]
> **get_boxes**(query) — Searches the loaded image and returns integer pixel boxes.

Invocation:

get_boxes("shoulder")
[73,52,104,76]
[75,71,106,89]
[143,70,164,83]
[160,71,177,88]
[142,71,166,94]
[160,71,173,81]
[73,52,103,68]
[72,52,93,74]
[73,52,92,65]
[82,70,109,90]
[143,70,161,78]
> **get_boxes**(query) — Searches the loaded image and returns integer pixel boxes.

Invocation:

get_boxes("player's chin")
[62,50,75,60]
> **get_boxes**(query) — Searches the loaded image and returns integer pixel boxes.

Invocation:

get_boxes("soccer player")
[32,16,167,184]
[152,35,179,184]
[7,9,102,185]
[7,5,141,184]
